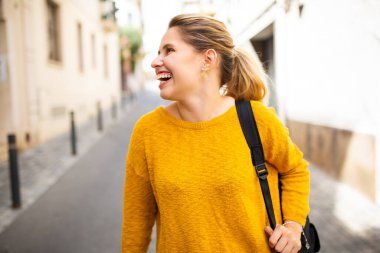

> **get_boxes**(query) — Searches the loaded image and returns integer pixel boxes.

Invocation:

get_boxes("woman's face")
[151,27,204,100]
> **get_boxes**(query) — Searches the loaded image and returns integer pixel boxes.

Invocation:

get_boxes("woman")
[121,14,310,253]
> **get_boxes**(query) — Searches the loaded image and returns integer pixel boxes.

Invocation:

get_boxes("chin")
[159,90,175,101]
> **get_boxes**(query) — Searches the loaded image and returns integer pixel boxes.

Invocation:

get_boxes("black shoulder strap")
[235,100,277,229]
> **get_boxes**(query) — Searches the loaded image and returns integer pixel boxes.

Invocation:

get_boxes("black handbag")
[235,100,320,253]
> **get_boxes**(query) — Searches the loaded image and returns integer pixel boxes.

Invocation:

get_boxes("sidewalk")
[308,165,380,252]
[1,87,380,252]
[0,96,136,234]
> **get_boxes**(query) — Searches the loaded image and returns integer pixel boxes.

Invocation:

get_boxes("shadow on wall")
[288,120,380,252]
[287,120,376,201]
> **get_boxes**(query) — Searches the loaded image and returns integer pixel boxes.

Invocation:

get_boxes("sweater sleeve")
[251,101,310,227]
[121,119,157,253]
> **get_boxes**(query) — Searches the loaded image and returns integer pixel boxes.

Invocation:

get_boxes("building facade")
[0,0,121,159]
[228,0,380,204]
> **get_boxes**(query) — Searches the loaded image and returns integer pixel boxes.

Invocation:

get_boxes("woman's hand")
[265,222,302,253]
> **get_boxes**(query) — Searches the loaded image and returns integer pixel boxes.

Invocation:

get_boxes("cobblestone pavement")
[1,84,380,252]
[0,97,137,234]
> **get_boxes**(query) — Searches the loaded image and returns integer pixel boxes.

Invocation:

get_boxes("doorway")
[250,24,277,110]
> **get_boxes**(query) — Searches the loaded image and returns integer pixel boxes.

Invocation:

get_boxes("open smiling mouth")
[157,73,172,82]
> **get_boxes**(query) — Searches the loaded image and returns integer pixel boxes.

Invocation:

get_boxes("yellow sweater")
[121,101,310,253]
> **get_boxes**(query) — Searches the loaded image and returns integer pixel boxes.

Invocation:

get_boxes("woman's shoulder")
[248,100,287,134]
[249,100,278,121]
[133,106,164,131]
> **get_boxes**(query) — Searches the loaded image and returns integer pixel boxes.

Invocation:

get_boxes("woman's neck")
[175,95,235,122]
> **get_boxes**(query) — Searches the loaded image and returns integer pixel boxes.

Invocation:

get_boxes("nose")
[151,55,163,68]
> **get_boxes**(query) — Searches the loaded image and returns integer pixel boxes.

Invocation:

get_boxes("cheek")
[166,55,202,82]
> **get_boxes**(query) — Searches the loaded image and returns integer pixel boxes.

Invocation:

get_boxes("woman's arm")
[252,102,310,253]
[252,101,310,225]
[121,121,157,253]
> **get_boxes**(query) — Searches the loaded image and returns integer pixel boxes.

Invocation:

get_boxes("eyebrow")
[158,43,174,55]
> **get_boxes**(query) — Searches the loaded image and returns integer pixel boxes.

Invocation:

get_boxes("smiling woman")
[121,14,311,253]
[151,26,210,102]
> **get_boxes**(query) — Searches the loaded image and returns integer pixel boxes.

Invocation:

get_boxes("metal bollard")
[112,102,117,120]
[7,134,22,208]
[70,111,77,156]
[97,102,103,132]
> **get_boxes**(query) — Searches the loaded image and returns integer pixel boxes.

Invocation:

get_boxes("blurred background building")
[0,0,121,160]
[117,0,144,98]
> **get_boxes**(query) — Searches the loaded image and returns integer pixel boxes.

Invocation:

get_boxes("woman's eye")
[166,48,174,53]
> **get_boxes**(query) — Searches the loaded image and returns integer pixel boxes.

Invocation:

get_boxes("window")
[103,44,108,78]
[0,0,5,21]
[77,22,83,72]
[91,33,96,68]
[47,0,61,61]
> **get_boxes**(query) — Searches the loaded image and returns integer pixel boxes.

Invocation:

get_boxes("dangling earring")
[201,66,206,78]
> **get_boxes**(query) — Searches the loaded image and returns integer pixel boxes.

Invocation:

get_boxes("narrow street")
[1,0,380,252]
[0,90,166,253]
[0,87,379,252]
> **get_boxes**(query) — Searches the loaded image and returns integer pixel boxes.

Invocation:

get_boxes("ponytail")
[168,14,268,101]
[225,48,268,101]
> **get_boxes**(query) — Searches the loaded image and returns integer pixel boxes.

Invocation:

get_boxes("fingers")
[290,237,302,253]
[268,224,283,248]
[265,226,273,237]
[265,224,302,253]
[291,245,300,253]
[282,242,294,253]
[274,235,288,252]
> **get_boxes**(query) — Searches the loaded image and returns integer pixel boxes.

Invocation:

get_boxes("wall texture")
[0,0,121,159]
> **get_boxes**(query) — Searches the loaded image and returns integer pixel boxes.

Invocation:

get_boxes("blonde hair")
[169,14,267,101]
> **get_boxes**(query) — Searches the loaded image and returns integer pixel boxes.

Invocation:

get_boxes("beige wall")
[0,0,120,159]
[288,120,376,201]
[231,0,380,204]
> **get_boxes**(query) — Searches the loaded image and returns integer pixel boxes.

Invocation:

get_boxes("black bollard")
[7,134,21,208]
[112,101,117,120]
[70,111,77,155]
[97,102,103,132]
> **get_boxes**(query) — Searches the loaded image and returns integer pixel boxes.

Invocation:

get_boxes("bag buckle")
[255,163,268,180]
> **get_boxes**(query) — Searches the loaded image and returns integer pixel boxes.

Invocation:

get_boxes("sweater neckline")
[157,105,237,129]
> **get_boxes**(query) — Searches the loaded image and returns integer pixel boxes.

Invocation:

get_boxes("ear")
[203,49,218,70]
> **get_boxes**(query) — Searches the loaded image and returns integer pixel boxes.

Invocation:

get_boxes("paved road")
[0,91,166,253]
[1,87,380,252]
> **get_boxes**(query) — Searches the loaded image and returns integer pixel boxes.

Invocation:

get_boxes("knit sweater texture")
[121,101,310,253]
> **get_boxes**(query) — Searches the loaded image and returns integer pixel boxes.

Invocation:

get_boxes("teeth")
[156,73,172,80]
